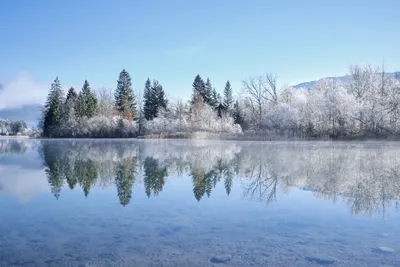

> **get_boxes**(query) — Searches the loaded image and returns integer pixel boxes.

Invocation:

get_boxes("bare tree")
[242,73,278,130]
[265,73,278,103]
[97,87,116,118]
[171,98,187,132]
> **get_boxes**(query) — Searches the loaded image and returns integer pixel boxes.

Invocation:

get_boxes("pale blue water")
[0,139,399,266]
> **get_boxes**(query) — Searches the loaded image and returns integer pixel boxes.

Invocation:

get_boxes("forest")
[40,65,400,139]
[0,119,28,136]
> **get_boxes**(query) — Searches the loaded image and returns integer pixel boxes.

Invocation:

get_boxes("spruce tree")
[143,78,155,120]
[191,75,206,104]
[144,79,168,120]
[152,80,168,112]
[233,100,245,128]
[209,87,219,108]
[115,69,136,121]
[204,78,213,105]
[63,87,78,124]
[42,77,64,137]
[223,80,234,113]
[81,80,98,118]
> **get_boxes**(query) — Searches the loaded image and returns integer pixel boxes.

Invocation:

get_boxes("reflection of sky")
[0,166,48,204]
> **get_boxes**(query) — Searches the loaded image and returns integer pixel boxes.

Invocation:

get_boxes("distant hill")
[0,104,42,128]
[293,72,400,89]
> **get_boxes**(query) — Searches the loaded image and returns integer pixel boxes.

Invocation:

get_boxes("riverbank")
[0,135,31,139]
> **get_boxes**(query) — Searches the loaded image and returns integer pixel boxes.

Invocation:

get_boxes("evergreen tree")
[209,87,219,108]
[191,75,206,104]
[232,100,246,128]
[143,79,168,120]
[223,80,234,113]
[143,78,154,120]
[217,102,225,118]
[42,77,64,137]
[79,80,98,118]
[115,69,136,121]
[152,80,168,112]
[63,87,78,124]
[204,78,213,105]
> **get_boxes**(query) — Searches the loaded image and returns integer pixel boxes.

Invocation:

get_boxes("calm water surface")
[0,139,399,267]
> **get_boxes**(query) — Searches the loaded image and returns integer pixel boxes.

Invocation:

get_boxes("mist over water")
[0,139,399,266]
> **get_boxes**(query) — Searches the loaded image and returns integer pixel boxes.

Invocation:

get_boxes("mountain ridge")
[293,72,400,89]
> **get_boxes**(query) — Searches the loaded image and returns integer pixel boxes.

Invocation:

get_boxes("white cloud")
[0,73,49,110]
[0,73,84,110]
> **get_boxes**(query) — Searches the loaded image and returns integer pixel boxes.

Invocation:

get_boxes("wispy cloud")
[166,44,206,59]
[0,73,49,110]
[0,74,83,110]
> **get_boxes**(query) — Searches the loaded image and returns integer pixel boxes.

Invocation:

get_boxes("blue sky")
[0,0,398,107]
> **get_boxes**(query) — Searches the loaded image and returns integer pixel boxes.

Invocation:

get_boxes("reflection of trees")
[242,159,278,204]
[41,142,64,199]
[115,157,137,206]
[0,140,28,155]
[143,157,167,198]
[35,140,400,215]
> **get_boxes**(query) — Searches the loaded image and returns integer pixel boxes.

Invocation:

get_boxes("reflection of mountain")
[3,139,400,215]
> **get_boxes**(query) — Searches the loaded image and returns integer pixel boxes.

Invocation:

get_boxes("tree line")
[40,69,241,138]
[40,64,400,139]
[240,66,400,138]
[0,119,28,135]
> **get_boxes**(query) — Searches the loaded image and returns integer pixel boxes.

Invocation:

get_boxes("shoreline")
[0,135,31,139]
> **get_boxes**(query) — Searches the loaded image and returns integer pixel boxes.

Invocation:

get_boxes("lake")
[0,139,399,266]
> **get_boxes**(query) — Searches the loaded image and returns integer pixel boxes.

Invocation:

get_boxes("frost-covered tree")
[76,80,98,119]
[143,78,155,120]
[143,79,168,120]
[97,87,116,118]
[204,78,214,106]
[63,87,78,125]
[223,80,234,113]
[41,77,64,137]
[232,100,246,129]
[115,69,136,121]
[152,80,168,113]
[191,75,206,104]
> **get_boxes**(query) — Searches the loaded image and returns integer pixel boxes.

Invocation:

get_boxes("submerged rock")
[305,255,337,265]
[210,254,232,264]
[374,246,395,254]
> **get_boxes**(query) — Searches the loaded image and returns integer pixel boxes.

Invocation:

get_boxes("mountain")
[0,104,42,128]
[293,72,400,89]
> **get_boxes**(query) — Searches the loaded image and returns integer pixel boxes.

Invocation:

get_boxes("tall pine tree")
[63,87,78,124]
[209,87,219,108]
[233,100,246,128]
[152,80,168,111]
[76,80,98,119]
[115,69,136,121]
[191,75,206,104]
[204,78,213,106]
[223,80,234,113]
[143,78,154,120]
[143,79,168,120]
[42,77,64,137]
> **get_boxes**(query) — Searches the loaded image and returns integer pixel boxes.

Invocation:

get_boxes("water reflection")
[1,139,400,216]
[0,139,28,155]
